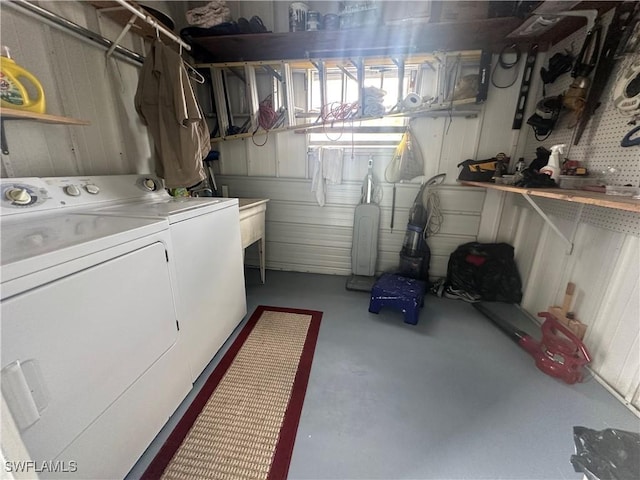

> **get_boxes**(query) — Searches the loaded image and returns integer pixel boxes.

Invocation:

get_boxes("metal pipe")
[3,0,144,65]
[111,0,191,52]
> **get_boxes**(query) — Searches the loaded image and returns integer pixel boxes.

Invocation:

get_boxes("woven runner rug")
[141,305,322,480]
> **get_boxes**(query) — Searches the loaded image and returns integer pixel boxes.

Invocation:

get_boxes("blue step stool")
[369,273,426,325]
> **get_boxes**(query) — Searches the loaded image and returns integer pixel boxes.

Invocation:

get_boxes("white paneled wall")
[1,1,154,177]
[218,175,484,277]
[216,47,523,279]
[496,196,640,412]
[487,8,640,412]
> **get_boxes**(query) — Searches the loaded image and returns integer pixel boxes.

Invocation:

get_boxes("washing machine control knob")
[6,188,32,205]
[143,178,157,191]
[85,184,100,195]
[65,185,81,197]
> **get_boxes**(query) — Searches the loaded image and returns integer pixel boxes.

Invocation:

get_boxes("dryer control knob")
[85,184,100,195]
[65,185,81,197]
[6,188,32,205]
[143,178,157,191]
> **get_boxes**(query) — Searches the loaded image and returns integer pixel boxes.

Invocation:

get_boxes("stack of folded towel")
[186,1,231,28]
[363,86,386,117]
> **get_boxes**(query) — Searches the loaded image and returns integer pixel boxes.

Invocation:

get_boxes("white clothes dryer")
[43,175,248,383]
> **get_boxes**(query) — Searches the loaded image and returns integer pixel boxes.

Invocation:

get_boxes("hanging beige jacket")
[135,40,209,189]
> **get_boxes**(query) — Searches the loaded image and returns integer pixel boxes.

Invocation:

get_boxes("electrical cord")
[534,129,552,142]
[252,95,279,146]
[491,44,522,89]
[322,101,359,121]
[319,101,359,141]
[423,190,443,239]
[446,55,461,135]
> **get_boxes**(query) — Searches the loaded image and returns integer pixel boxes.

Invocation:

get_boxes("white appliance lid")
[1,213,168,283]
[92,197,238,222]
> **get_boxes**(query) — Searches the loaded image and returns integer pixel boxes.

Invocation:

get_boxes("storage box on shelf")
[557,175,603,190]
[606,185,640,198]
[494,175,516,185]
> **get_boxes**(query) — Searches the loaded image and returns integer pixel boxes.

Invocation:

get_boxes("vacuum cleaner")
[475,304,591,384]
[346,156,381,292]
[398,173,446,281]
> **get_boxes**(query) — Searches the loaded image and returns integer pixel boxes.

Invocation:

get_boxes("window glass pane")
[309,66,417,115]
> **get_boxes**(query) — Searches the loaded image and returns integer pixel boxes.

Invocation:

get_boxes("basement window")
[306,64,413,159]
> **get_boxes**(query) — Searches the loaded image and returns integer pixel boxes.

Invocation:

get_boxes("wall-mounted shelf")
[460,181,640,213]
[188,17,525,63]
[184,2,621,64]
[88,1,177,40]
[461,180,639,255]
[1,108,90,155]
[0,108,90,125]
[89,1,157,39]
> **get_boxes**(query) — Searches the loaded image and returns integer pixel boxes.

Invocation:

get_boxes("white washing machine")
[43,175,248,383]
[0,177,193,479]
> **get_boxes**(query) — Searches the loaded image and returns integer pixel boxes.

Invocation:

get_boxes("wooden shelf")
[185,1,622,64]
[0,108,90,125]
[197,51,472,70]
[88,1,174,40]
[187,17,526,63]
[460,181,640,213]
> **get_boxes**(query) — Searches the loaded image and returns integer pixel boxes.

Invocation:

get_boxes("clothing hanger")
[184,61,205,84]
[178,42,204,84]
[149,22,203,84]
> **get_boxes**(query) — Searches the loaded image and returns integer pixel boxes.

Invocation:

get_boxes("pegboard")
[513,194,580,220]
[582,205,640,236]
[523,8,640,188]
[513,194,640,237]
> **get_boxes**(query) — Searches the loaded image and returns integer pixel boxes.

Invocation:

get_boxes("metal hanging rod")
[111,0,191,52]
[4,0,144,65]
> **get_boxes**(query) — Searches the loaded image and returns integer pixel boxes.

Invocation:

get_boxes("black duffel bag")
[446,242,522,303]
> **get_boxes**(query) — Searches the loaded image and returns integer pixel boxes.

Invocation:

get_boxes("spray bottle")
[540,144,565,182]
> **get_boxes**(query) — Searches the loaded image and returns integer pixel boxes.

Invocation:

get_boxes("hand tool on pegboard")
[512,44,538,130]
[563,21,602,127]
[574,2,640,145]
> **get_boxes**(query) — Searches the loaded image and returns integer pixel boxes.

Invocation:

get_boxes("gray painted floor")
[128,269,640,480]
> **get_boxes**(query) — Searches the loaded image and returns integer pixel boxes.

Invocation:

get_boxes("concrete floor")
[128,269,640,480]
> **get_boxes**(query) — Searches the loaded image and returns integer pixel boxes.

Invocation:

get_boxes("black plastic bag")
[571,426,640,480]
[515,168,557,188]
[446,242,522,303]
